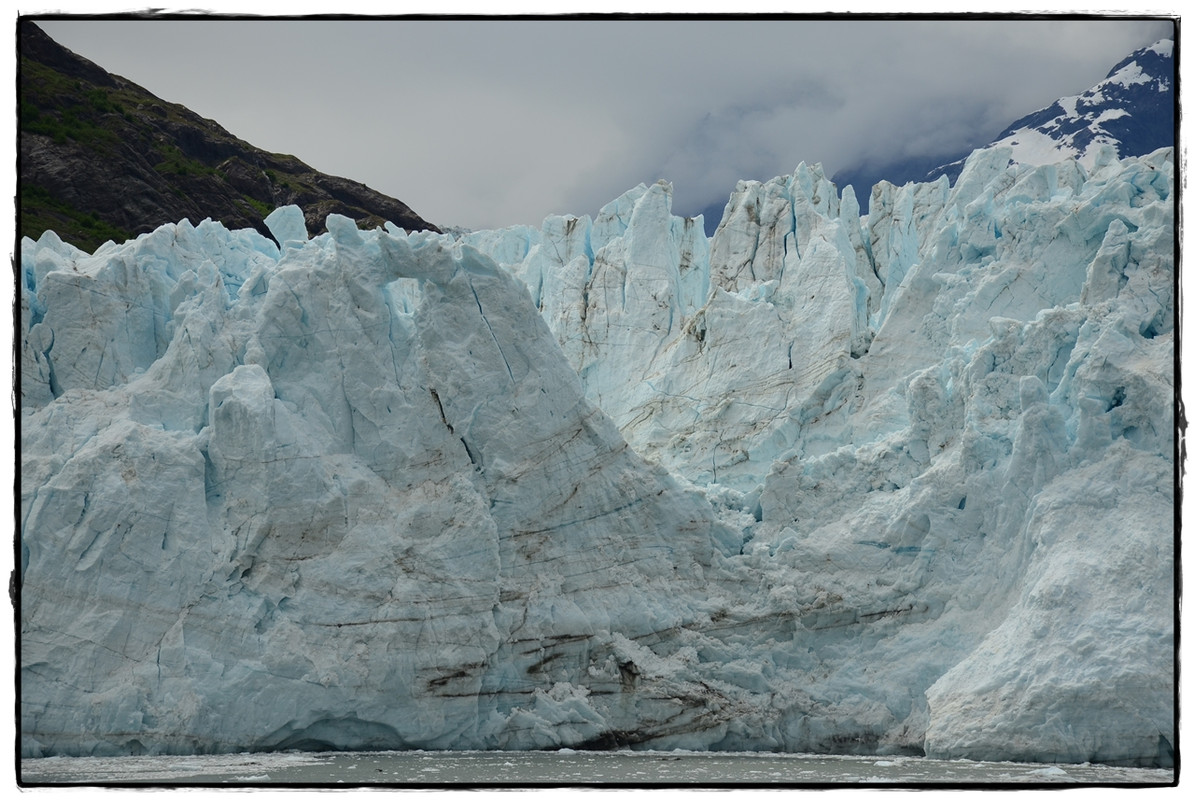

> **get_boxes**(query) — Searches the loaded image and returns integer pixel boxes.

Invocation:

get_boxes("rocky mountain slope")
[18,21,438,253]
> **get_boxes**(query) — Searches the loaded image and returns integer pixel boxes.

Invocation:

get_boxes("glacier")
[19,145,1175,767]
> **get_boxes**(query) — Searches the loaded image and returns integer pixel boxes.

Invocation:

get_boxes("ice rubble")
[19,146,1175,767]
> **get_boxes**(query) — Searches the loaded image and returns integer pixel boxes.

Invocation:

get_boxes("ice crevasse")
[19,145,1175,766]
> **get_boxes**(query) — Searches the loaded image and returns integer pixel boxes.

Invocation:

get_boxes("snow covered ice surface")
[19,147,1175,769]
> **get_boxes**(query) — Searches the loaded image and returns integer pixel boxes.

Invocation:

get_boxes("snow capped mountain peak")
[998,37,1173,163]
[1106,36,1173,79]
[924,37,1174,184]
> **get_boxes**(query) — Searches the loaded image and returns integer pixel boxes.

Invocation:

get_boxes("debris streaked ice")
[19,144,1175,768]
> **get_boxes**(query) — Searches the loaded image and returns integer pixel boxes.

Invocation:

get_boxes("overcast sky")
[33,11,1174,231]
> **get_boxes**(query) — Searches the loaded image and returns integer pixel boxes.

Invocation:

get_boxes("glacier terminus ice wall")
[19,145,1175,766]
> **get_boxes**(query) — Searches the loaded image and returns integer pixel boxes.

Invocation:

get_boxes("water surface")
[20,749,1176,787]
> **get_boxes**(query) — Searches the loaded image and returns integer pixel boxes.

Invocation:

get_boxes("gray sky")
[33,12,1174,231]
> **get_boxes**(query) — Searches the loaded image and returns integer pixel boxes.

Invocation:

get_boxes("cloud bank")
[36,16,1173,231]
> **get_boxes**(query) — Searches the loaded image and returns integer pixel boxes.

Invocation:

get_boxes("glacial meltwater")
[19,749,1175,786]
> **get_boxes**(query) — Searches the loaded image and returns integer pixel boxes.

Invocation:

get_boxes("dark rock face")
[19,20,440,252]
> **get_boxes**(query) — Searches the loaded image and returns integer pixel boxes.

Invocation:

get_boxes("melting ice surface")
[19,145,1175,768]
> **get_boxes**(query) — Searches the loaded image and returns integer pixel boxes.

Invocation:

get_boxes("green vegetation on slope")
[19,21,438,253]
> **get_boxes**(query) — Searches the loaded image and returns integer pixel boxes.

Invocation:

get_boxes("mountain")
[20,140,1175,766]
[832,36,1175,210]
[924,37,1175,185]
[18,21,439,253]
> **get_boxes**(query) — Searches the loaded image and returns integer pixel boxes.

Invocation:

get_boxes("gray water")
[19,749,1176,786]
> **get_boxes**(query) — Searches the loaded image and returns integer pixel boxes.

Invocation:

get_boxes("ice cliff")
[20,145,1175,767]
